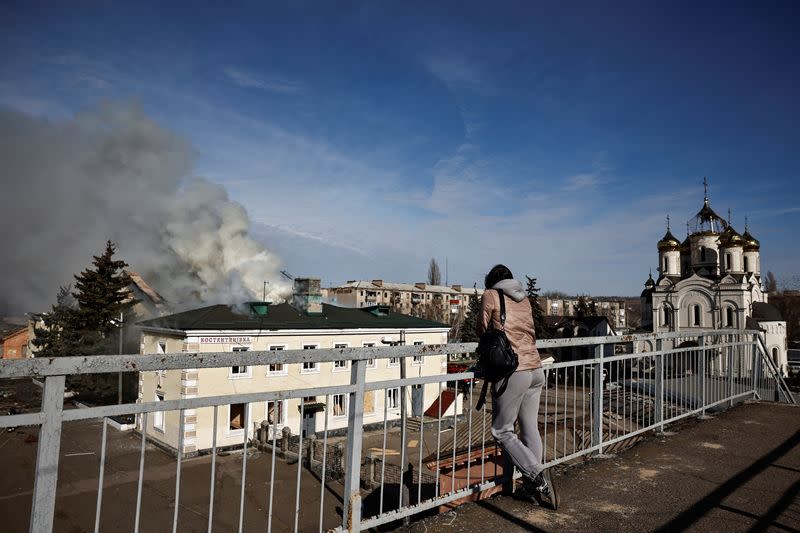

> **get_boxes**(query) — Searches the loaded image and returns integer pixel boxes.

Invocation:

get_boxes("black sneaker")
[532,469,559,510]
[514,475,539,502]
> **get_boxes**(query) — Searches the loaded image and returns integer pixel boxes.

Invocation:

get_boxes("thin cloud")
[424,55,486,90]
[563,173,601,191]
[749,206,800,218]
[223,66,304,95]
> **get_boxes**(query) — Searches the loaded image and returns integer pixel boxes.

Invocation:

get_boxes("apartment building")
[137,278,453,455]
[323,280,484,324]
[544,297,626,329]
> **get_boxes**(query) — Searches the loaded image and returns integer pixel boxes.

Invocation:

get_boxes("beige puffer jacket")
[477,279,541,371]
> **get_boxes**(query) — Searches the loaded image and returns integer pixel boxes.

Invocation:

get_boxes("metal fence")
[0,329,794,532]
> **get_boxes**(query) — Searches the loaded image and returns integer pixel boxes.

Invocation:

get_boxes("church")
[640,180,788,375]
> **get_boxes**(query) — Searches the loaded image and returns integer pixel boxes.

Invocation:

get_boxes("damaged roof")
[138,302,450,331]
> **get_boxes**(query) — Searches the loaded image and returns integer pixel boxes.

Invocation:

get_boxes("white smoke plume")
[0,101,290,314]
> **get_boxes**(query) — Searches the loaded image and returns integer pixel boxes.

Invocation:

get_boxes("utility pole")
[117,311,123,405]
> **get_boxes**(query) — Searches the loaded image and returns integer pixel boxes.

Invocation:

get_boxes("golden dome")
[742,229,760,251]
[719,224,744,247]
[657,230,681,251]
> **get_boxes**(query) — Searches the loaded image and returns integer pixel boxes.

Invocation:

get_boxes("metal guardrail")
[0,329,793,532]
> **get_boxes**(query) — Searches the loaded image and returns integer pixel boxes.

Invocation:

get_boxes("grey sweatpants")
[491,368,546,479]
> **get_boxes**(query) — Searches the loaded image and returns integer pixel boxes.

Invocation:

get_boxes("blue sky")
[2,1,798,296]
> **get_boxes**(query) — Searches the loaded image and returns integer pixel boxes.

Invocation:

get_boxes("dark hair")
[485,264,513,289]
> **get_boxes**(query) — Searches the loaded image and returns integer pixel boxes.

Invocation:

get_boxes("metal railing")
[0,329,793,532]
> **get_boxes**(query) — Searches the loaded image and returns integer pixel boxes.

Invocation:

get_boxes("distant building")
[544,297,626,329]
[1,324,32,360]
[639,181,788,374]
[545,315,617,361]
[137,278,454,455]
[323,280,484,324]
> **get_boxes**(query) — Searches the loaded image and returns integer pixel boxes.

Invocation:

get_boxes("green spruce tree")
[525,275,549,340]
[461,286,482,343]
[71,240,136,354]
[32,285,81,357]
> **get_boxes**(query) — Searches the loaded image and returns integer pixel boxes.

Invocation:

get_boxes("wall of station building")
[138,328,454,453]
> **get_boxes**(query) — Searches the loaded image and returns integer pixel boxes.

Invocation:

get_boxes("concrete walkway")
[400,402,800,532]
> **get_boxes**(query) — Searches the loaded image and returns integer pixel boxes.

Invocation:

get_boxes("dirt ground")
[0,415,349,532]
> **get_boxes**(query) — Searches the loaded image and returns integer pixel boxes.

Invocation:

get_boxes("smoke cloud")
[0,101,290,314]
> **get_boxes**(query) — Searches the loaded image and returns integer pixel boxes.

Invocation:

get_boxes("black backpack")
[475,289,519,410]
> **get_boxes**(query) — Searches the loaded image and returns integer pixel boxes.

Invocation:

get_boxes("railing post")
[699,335,707,416]
[30,375,66,533]
[655,339,664,433]
[728,336,735,407]
[591,344,604,455]
[343,359,366,531]
[752,333,761,399]
[399,360,410,523]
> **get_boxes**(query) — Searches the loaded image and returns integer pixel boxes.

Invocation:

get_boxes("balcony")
[0,330,793,532]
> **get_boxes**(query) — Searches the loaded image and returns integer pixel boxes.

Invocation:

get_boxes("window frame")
[363,342,377,368]
[153,391,165,432]
[267,345,288,376]
[386,387,401,410]
[226,402,250,437]
[333,343,349,372]
[301,344,320,374]
[229,346,251,379]
[265,399,286,427]
[332,393,348,418]
[411,341,424,365]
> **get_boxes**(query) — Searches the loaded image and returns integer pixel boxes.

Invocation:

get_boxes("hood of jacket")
[491,279,527,303]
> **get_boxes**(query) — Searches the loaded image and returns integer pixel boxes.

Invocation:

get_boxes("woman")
[477,264,558,510]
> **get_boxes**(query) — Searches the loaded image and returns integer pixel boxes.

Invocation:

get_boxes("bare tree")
[427,258,442,286]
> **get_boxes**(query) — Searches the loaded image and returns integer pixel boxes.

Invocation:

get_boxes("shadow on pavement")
[654,428,800,532]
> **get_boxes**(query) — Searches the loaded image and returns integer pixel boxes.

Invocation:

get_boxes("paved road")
[400,401,800,533]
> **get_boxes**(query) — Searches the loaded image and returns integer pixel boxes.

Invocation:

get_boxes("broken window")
[229,403,246,431]
[387,388,400,410]
[332,394,347,417]
[266,400,284,425]
[154,391,164,431]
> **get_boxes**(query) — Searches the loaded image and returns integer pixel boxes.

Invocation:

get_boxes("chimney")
[292,278,323,316]
[451,284,462,292]
[372,279,383,287]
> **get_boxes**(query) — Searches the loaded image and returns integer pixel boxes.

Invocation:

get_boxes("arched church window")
[726,307,734,327]
[725,253,731,270]
[700,247,706,262]
[663,257,668,273]
[692,305,701,326]
[662,305,672,327]
[772,347,779,366]
[744,256,750,272]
